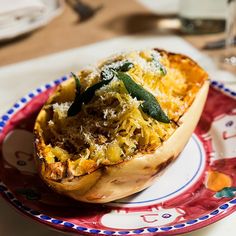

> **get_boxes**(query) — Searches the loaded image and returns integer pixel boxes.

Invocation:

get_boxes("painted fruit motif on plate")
[0,78,236,235]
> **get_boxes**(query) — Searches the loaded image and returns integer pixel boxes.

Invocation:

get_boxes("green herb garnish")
[80,79,113,104]
[116,71,170,123]
[160,67,167,76]
[119,61,134,72]
[71,72,81,96]
[67,58,169,123]
[101,61,134,80]
[67,73,81,116]
[67,78,112,116]
[68,61,133,116]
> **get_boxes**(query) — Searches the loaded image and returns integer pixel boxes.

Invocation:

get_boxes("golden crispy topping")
[41,49,202,180]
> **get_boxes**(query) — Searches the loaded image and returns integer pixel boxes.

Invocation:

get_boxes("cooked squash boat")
[34,49,209,203]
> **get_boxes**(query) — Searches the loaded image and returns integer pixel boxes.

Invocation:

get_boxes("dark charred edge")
[151,155,175,178]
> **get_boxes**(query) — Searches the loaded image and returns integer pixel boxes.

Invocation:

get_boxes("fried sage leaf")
[67,73,82,116]
[68,61,134,116]
[81,79,113,104]
[116,71,170,123]
[71,72,81,96]
[68,59,168,121]
[119,61,134,72]
[67,78,112,116]
[101,61,134,80]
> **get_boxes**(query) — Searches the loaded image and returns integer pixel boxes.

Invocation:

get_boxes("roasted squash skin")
[34,49,209,203]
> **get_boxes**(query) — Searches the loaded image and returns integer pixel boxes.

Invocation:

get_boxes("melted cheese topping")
[42,49,202,180]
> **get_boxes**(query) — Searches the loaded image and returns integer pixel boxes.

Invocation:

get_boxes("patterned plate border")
[0,77,236,235]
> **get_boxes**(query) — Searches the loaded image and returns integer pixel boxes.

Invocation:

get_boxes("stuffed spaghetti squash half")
[34,49,209,203]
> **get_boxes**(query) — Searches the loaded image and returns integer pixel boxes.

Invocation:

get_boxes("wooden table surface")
[0,0,233,73]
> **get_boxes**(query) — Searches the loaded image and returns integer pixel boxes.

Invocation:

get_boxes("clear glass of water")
[223,0,236,67]
[179,0,236,72]
[179,0,226,34]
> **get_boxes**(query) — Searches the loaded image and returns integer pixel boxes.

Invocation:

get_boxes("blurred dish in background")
[0,0,64,41]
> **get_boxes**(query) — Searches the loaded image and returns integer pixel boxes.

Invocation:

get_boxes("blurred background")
[0,0,235,72]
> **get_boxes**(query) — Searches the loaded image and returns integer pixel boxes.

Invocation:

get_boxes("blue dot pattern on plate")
[147,228,158,232]
[220,204,229,210]
[210,210,219,215]
[174,224,185,228]
[76,227,87,231]
[230,199,236,204]
[133,229,144,234]
[199,215,209,220]
[28,93,35,98]
[54,79,61,85]
[103,231,115,235]
[14,103,20,108]
[186,219,198,224]
[0,78,236,235]
[160,226,172,231]
[231,91,236,96]
[7,109,14,114]
[21,98,27,103]
[40,215,51,220]
[52,219,63,224]
[89,229,100,234]
[64,222,74,228]
[2,115,9,121]
[211,81,218,86]
[211,80,236,97]
[118,231,130,234]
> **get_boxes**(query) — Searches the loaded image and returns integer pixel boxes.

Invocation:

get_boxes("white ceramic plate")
[0,78,236,236]
[0,0,64,41]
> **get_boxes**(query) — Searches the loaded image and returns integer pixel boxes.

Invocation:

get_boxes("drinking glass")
[179,0,226,34]
[223,0,236,68]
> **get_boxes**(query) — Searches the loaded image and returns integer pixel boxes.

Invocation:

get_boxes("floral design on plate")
[0,78,236,235]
